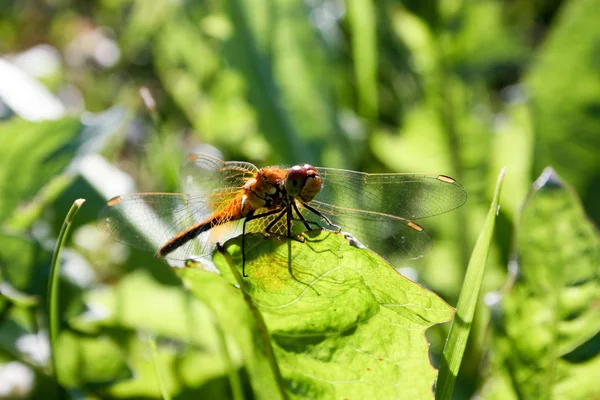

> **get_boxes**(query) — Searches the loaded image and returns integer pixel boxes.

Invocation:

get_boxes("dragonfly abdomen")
[156,195,246,258]
[156,219,214,258]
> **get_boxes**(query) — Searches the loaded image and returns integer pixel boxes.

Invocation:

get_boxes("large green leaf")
[480,168,600,399]
[215,230,455,399]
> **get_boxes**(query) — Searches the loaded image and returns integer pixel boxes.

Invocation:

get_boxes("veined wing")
[180,153,259,194]
[98,192,244,261]
[232,198,432,262]
[317,168,467,220]
[302,200,432,261]
[243,206,312,238]
[99,154,259,261]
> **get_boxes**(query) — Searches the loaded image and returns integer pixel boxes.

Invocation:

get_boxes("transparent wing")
[97,193,244,261]
[301,200,432,261]
[180,153,258,194]
[236,199,432,262]
[243,207,312,238]
[98,154,260,260]
[317,168,467,220]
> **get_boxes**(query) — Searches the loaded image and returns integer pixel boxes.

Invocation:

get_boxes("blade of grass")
[174,268,244,400]
[435,169,505,400]
[148,335,172,400]
[48,199,85,389]
[217,243,289,400]
[212,309,244,400]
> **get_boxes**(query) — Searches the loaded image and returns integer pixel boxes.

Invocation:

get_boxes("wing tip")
[436,175,456,184]
[107,196,122,206]
[407,221,424,232]
[436,175,468,208]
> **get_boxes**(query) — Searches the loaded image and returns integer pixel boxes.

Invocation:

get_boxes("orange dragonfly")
[98,154,467,276]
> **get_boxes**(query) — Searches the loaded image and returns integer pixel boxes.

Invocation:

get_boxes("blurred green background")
[0,0,599,398]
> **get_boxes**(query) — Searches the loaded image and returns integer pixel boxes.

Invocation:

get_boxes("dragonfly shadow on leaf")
[220,229,340,294]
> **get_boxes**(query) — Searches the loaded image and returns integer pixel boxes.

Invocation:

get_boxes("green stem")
[435,169,504,400]
[48,199,85,387]
[149,336,172,400]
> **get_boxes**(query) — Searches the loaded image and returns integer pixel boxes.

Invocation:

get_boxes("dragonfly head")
[286,164,323,202]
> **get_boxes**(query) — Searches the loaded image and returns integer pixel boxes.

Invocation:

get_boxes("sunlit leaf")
[216,230,454,399]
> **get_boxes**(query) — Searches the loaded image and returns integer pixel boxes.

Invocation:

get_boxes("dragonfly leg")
[292,201,315,231]
[285,203,304,243]
[242,208,284,277]
[286,204,293,237]
[301,202,342,232]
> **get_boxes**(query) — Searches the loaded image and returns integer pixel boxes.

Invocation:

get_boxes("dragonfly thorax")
[242,167,290,210]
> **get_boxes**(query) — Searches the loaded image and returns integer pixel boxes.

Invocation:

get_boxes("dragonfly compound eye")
[299,165,323,202]
[285,165,308,197]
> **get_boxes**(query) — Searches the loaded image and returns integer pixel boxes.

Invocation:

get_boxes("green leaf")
[481,168,600,399]
[435,168,504,400]
[177,268,286,400]
[216,230,454,399]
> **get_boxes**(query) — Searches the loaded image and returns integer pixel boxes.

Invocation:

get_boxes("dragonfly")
[98,154,467,276]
